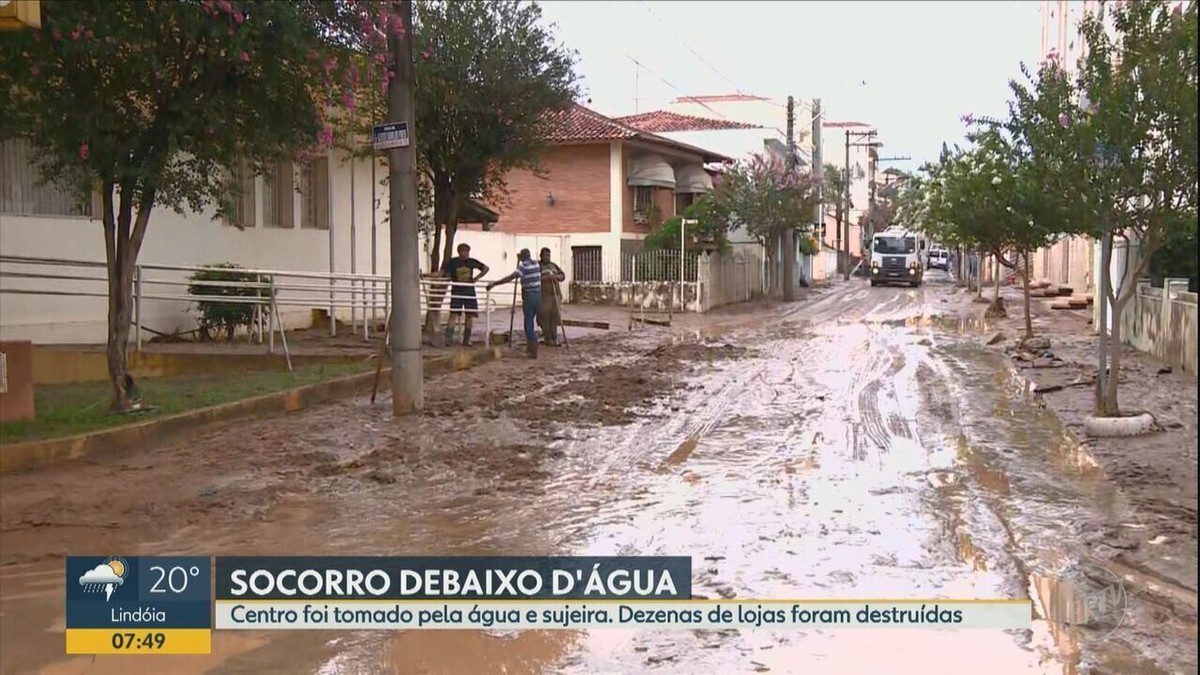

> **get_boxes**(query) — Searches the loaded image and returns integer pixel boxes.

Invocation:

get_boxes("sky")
[538,1,1044,172]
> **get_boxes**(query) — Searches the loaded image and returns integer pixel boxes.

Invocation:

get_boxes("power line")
[624,55,732,121]
[637,1,744,94]
[634,1,813,115]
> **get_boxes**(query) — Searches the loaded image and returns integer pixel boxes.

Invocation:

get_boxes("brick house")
[488,104,731,283]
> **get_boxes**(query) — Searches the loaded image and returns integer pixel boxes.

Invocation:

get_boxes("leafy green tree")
[0,0,357,410]
[643,195,730,253]
[823,163,851,255]
[1067,0,1197,415]
[338,0,580,273]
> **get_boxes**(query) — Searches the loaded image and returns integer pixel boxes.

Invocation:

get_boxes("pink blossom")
[318,126,334,147]
[1058,112,1070,127]
[325,58,337,74]
[52,29,62,41]
[84,30,94,39]
[961,113,974,126]
[233,11,244,24]
[217,0,232,13]
[421,51,431,61]
[79,143,89,160]
[240,51,250,63]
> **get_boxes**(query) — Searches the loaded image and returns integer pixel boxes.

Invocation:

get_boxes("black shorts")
[449,295,478,316]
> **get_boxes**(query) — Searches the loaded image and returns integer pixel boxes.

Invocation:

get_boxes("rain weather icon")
[79,557,128,602]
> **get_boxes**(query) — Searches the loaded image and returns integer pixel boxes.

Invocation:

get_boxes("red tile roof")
[672,94,770,103]
[539,104,641,143]
[538,104,733,163]
[616,110,761,132]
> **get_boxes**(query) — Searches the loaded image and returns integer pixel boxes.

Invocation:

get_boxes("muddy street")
[1,275,1195,674]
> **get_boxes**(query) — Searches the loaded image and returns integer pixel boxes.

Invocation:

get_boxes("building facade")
[484,104,730,283]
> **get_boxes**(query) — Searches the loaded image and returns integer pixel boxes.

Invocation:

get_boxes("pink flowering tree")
[711,153,818,296]
[0,0,360,410]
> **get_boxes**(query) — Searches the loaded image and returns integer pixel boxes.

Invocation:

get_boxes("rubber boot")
[443,325,454,347]
[526,340,538,359]
[462,327,472,347]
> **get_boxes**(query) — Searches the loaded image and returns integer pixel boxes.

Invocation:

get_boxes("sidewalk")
[984,286,1198,619]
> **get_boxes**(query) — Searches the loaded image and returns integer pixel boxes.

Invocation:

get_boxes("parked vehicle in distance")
[870,228,923,288]
[927,247,949,271]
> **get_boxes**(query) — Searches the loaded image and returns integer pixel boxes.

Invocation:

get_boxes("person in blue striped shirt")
[487,249,543,358]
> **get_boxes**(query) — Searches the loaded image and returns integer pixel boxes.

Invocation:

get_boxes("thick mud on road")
[2,275,1194,674]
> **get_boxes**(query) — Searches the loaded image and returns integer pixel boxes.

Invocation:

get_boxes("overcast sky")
[538,1,1042,171]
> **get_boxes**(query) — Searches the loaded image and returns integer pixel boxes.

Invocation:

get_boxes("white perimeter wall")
[1,140,589,344]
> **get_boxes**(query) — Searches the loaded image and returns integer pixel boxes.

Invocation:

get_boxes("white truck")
[869,228,923,288]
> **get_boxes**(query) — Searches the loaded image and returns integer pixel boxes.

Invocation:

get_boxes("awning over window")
[627,155,676,189]
[673,165,713,194]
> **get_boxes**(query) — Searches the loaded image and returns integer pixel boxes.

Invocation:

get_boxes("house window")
[0,138,92,217]
[632,186,653,220]
[262,161,295,228]
[299,156,330,230]
[674,191,696,216]
[222,156,256,228]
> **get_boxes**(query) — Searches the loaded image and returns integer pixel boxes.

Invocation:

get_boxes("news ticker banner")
[66,555,1032,655]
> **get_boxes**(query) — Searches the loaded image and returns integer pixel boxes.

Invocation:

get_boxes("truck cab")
[869,228,923,287]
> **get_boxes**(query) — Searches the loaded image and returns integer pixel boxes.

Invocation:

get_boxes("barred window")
[298,156,330,230]
[262,161,295,229]
[0,138,92,217]
[222,156,256,228]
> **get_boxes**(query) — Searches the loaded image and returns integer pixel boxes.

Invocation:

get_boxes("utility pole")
[387,0,423,416]
[843,129,851,281]
[844,129,880,281]
[811,99,823,254]
[783,95,797,301]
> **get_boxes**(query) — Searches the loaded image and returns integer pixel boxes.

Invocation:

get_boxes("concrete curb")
[0,346,502,474]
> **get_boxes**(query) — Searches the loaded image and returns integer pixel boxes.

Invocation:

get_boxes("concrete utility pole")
[387,0,423,416]
[811,99,823,247]
[844,129,880,280]
[843,129,851,281]
[783,96,797,301]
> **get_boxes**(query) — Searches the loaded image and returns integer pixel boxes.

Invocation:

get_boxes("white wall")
[0,149,394,344]
[434,230,572,304]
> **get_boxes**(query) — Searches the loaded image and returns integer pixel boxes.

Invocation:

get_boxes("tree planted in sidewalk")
[712,154,818,295]
[0,0,365,411]
[1067,0,1197,415]
[823,163,852,256]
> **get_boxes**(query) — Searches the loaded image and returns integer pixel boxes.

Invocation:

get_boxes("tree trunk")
[993,255,1001,302]
[1103,291,1130,416]
[422,181,454,344]
[975,249,983,298]
[439,192,460,276]
[1021,250,1033,339]
[103,181,155,411]
[782,228,796,301]
[429,222,442,273]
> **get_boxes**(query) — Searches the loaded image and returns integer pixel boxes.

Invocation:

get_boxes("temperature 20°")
[149,565,201,594]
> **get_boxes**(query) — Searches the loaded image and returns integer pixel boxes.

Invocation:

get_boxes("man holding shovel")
[537,247,566,347]
[487,249,543,358]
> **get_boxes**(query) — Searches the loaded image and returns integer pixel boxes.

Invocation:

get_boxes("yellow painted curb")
[0,346,501,474]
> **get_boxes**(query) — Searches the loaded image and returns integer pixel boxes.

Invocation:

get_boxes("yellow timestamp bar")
[65,629,211,655]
